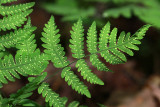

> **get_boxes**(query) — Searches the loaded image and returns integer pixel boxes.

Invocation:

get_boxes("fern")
[41,15,150,99]
[0,0,151,106]
[41,16,91,98]
[0,0,34,31]
[0,2,35,16]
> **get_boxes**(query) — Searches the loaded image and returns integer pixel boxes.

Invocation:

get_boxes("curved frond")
[0,9,33,31]
[0,2,35,16]
[87,22,112,72]
[38,82,65,107]
[41,16,69,68]
[0,50,48,84]
[61,67,91,98]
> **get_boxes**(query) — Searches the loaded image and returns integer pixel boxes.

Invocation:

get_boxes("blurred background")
[1,0,160,107]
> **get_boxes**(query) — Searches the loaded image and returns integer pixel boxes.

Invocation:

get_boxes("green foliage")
[102,0,160,28]
[0,0,151,107]
[41,0,95,21]
[41,0,160,28]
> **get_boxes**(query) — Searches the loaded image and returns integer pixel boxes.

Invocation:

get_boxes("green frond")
[38,82,65,107]
[0,2,35,16]
[41,16,69,68]
[76,59,104,85]
[0,0,17,4]
[68,101,80,107]
[0,50,48,84]
[61,67,91,98]
[99,22,151,63]
[0,26,36,51]
[99,22,123,64]
[69,18,85,59]
[0,9,33,31]
[87,21,111,72]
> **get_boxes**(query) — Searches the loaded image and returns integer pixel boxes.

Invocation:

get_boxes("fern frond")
[0,9,33,31]
[87,22,111,72]
[41,16,69,68]
[41,16,91,98]
[38,82,65,107]
[61,67,91,98]
[0,26,36,51]
[0,0,17,4]
[0,2,35,16]
[0,50,48,84]
[70,19,104,85]
[99,22,151,64]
